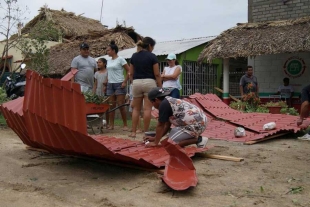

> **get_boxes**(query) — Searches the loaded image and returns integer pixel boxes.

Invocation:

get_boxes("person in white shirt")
[275,77,294,106]
[106,40,130,130]
[161,53,182,98]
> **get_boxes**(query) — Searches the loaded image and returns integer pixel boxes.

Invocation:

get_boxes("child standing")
[93,58,109,128]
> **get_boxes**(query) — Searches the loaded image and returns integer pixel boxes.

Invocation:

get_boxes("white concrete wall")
[248,52,310,96]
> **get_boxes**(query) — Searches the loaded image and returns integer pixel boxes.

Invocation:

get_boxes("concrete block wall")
[248,52,310,96]
[248,0,310,22]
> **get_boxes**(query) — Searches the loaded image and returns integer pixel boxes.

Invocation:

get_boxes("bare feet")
[107,126,114,130]
[122,126,129,131]
[297,118,303,126]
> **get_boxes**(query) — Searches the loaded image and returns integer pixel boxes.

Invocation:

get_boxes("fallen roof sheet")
[150,94,307,143]
[187,93,307,143]
[0,70,211,191]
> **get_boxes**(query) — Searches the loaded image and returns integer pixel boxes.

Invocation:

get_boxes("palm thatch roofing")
[20,7,107,40]
[48,26,142,76]
[198,16,310,63]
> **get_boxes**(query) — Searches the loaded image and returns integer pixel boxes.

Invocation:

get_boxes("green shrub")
[83,91,108,104]
[0,87,10,105]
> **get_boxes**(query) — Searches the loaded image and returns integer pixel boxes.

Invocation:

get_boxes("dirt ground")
[0,127,309,207]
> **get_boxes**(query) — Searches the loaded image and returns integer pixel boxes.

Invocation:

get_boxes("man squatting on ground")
[143,87,208,148]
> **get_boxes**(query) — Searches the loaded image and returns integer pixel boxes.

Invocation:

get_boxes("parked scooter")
[5,63,27,99]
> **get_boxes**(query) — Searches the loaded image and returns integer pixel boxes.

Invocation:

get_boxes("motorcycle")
[5,63,27,100]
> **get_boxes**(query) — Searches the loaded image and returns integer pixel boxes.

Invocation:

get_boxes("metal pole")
[223,58,230,104]
[100,0,104,22]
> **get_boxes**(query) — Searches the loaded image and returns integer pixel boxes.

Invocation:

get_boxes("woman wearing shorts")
[106,40,130,130]
[129,37,162,138]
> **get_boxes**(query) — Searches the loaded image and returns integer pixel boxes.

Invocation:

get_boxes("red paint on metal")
[60,68,78,81]
[151,108,159,119]
[162,139,197,191]
[189,93,308,143]
[223,98,230,105]
[1,71,212,191]
[86,103,110,115]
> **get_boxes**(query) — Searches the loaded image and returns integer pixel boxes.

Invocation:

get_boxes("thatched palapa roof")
[48,26,142,75]
[198,16,310,62]
[21,8,108,40]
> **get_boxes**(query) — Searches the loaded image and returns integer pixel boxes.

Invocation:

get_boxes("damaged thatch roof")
[48,26,142,75]
[198,16,310,62]
[21,7,107,40]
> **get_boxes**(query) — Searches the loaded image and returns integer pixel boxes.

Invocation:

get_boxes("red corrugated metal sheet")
[1,97,39,147]
[0,71,211,191]
[146,95,306,143]
[188,93,308,142]
[162,139,198,190]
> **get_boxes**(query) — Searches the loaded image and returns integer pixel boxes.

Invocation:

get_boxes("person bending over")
[144,87,208,148]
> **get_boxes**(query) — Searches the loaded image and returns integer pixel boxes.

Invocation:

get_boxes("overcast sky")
[1,0,248,42]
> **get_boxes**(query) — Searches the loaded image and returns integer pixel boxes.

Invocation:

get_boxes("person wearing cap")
[144,87,208,148]
[71,43,97,92]
[161,53,182,98]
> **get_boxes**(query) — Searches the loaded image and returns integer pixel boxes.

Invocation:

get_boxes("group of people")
[239,66,310,139]
[70,37,208,148]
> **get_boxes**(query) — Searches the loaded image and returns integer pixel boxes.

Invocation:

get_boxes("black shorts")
[301,84,310,103]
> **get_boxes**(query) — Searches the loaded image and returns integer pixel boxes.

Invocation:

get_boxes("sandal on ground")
[107,126,114,130]
[122,126,129,131]
[129,133,136,138]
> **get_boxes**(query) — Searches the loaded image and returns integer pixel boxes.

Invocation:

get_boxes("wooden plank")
[229,95,240,102]
[244,132,289,145]
[214,87,224,93]
[25,146,164,174]
[214,87,240,102]
[198,153,244,162]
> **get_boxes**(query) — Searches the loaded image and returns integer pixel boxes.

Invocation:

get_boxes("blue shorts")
[107,82,127,96]
[169,88,180,98]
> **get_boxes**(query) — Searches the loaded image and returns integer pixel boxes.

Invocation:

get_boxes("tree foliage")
[19,20,61,75]
[0,0,28,79]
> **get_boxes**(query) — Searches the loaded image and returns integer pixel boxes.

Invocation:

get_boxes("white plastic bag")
[263,122,276,130]
[234,127,246,137]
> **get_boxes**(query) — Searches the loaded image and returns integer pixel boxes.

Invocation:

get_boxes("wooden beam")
[214,87,240,102]
[229,95,240,102]
[244,132,289,145]
[198,153,244,162]
[214,87,224,93]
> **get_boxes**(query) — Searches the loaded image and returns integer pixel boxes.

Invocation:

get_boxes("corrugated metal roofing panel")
[192,93,307,143]
[97,36,215,60]
[1,71,212,190]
